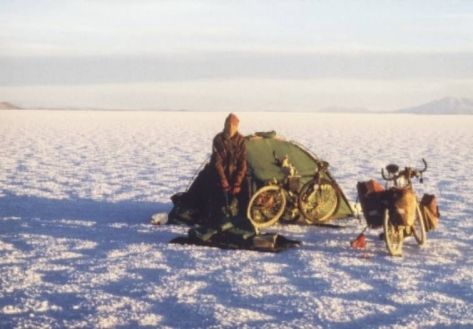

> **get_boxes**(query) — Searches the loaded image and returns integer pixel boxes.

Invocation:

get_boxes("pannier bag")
[387,187,417,226]
[420,193,440,231]
[357,180,385,228]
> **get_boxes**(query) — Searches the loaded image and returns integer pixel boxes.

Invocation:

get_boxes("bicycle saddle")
[385,164,399,174]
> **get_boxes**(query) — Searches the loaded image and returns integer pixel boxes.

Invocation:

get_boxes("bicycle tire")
[247,185,286,228]
[298,178,340,224]
[412,203,427,246]
[383,209,404,256]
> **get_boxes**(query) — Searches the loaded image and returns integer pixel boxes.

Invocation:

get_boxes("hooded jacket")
[210,131,247,190]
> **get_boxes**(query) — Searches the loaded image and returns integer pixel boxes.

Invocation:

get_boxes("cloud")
[1,51,473,86]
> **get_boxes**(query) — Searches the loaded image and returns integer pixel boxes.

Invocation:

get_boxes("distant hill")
[0,102,21,110]
[397,97,473,115]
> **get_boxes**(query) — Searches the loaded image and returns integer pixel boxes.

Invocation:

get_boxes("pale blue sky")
[1,0,473,111]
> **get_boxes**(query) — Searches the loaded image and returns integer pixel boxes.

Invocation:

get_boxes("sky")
[1,0,473,111]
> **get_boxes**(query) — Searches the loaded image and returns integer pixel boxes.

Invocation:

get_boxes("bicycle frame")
[246,156,341,227]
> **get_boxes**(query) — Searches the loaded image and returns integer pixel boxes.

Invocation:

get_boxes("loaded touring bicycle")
[357,159,440,256]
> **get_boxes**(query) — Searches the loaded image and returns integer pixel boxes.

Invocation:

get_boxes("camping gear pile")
[163,132,439,254]
[166,131,354,252]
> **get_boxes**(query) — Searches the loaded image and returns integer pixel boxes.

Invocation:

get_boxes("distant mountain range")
[316,97,473,114]
[2,97,473,114]
[396,97,473,114]
[0,101,22,110]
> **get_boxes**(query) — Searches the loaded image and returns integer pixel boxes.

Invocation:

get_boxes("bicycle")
[380,159,428,256]
[246,156,341,228]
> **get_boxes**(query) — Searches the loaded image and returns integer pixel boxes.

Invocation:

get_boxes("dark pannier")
[420,193,440,231]
[357,180,385,228]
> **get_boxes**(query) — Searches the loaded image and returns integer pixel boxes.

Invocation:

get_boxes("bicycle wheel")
[383,209,404,256]
[412,203,427,246]
[298,178,340,224]
[247,185,286,228]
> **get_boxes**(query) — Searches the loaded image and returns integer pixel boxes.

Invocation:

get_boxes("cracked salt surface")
[1,110,473,328]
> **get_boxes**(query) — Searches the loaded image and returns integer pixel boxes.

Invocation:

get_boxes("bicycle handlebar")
[381,158,427,182]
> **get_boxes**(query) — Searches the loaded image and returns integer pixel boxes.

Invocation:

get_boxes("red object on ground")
[350,233,366,249]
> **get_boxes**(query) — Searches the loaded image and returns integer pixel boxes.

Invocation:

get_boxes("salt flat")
[1,110,472,328]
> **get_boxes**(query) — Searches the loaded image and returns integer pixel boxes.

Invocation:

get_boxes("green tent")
[245,132,354,221]
[168,131,354,225]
